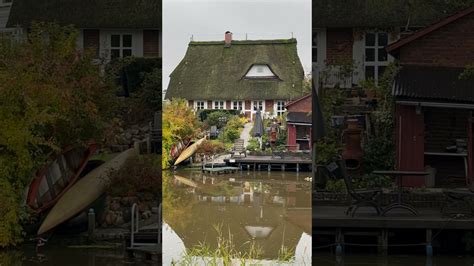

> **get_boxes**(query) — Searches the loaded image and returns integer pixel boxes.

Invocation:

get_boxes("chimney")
[224,31,232,47]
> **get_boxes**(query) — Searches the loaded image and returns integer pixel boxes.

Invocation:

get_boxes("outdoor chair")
[209,126,218,139]
[231,139,246,158]
[442,182,474,215]
[327,159,383,217]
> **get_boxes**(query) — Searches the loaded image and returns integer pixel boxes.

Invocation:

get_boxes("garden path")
[240,123,253,147]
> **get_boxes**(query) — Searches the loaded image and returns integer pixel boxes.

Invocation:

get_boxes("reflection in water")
[0,245,142,266]
[163,170,312,265]
[313,253,474,266]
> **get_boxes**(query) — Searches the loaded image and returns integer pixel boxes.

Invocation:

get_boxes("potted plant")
[359,78,377,99]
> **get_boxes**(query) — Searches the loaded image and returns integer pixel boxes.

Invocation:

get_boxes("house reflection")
[164,171,311,259]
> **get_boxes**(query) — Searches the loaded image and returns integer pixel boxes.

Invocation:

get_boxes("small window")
[364,32,390,83]
[276,101,285,116]
[245,65,276,78]
[213,100,225,110]
[253,101,264,111]
[232,101,243,111]
[110,34,133,59]
[195,101,206,110]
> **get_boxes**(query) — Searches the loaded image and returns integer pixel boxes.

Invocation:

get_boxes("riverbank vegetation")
[0,22,162,247]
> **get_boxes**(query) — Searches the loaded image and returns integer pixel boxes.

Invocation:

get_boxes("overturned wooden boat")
[27,144,98,213]
[37,148,136,235]
[174,137,206,166]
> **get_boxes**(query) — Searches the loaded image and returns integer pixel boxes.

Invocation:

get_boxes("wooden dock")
[202,166,239,174]
[224,155,312,172]
[313,206,474,255]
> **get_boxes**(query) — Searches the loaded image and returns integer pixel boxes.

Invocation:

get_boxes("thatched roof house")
[6,0,161,59]
[166,32,305,120]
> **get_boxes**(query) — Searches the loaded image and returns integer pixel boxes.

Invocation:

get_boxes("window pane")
[123,35,132,47]
[111,49,120,59]
[378,48,388,61]
[312,32,317,47]
[378,32,388,46]
[365,48,375,62]
[123,49,132,57]
[365,33,375,46]
[111,35,120,47]
[378,66,387,78]
[365,66,375,80]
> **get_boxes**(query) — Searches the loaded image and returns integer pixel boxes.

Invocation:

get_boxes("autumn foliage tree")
[162,98,200,169]
[0,23,114,246]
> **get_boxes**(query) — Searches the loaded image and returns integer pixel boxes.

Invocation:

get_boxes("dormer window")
[245,64,277,79]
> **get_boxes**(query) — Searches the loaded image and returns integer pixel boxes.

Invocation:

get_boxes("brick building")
[387,5,474,187]
[286,94,312,151]
[312,0,474,89]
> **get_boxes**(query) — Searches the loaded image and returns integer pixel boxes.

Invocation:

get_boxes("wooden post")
[88,208,95,239]
[335,228,344,255]
[296,163,300,173]
[268,164,271,172]
[281,164,285,171]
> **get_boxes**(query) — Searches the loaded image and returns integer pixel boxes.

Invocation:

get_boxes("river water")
[314,252,474,266]
[162,169,312,265]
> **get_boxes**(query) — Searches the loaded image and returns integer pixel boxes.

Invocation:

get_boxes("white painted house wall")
[312,28,326,91]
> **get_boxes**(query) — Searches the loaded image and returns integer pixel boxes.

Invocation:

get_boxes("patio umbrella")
[253,110,264,149]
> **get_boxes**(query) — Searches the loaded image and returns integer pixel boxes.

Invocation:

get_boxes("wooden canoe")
[173,137,206,166]
[37,148,136,235]
[27,144,98,213]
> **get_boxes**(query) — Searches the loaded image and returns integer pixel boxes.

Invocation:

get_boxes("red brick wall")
[226,101,231,110]
[83,29,100,58]
[399,13,474,67]
[188,100,194,107]
[326,28,353,65]
[143,30,160,58]
[286,96,311,113]
[265,100,274,112]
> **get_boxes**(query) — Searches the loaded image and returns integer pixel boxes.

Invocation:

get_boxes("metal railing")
[130,202,162,248]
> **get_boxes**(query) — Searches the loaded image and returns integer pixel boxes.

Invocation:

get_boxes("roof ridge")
[387,5,474,53]
[189,38,297,46]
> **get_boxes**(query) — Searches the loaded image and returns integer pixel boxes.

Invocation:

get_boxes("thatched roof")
[7,0,161,29]
[313,0,474,28]
[165,39,305,101]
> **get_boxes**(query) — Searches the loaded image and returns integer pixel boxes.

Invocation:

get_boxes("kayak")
[174,175,198,188]
[37,148,136,235]
[27,144,98,213]
[173,137,206,166]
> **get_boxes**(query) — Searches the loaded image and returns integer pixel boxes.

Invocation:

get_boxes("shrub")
[108,154,161,197]
[246,138,260,152]
[204,111,231,128]
[224,128,240,143]
[197,140,226,156]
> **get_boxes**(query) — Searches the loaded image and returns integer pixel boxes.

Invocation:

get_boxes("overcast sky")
[162,0,312,91]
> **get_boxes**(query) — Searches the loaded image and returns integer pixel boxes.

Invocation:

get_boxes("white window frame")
[252,100,265,112]
[212,100,225,110]
[364,32,389,83]
[110,33,134,59]
[274,101,286,117]
[194,100,207,110]
[232,100,244,111]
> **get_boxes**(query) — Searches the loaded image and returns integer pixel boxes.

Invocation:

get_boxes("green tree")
[0,22,114,246]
